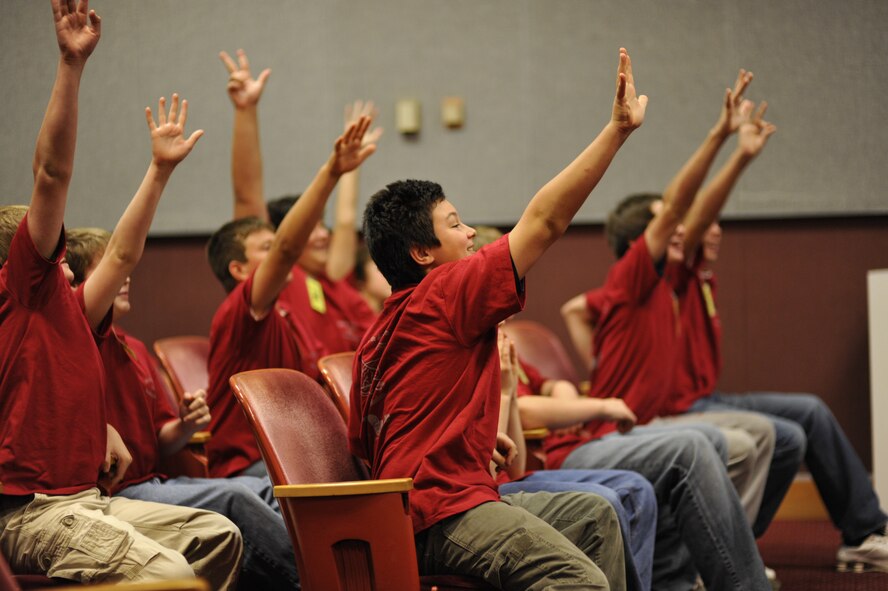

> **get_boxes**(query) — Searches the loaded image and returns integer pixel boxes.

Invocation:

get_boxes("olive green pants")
[416,490,626,591]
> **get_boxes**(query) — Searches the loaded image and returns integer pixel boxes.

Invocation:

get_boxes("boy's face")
[650,200,685,264]
[296,221,330,277]
[702,222,722,264]
[232,228,275,282]
[428,199,476,267]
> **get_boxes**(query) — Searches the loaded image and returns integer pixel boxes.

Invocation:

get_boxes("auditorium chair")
[501,319,582,385]
[152,336,211,401]
[229,368,494,591]
[317,351,355,421]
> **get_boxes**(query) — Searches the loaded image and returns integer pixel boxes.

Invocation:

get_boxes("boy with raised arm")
[221,51,379,374]
[0,2,243,585]
[349,49,646,590]
[66,226,299,591]
[206,115,375,479]
[560,73,778,527]
[659,116,888,572]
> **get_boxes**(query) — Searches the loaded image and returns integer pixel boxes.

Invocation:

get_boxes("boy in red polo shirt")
[561,75,778,526]
[206,115,376,478]
[66,227,299,590]
[660,152,888,571]
[0,2,242,585]
[220,50,379,374]
[350,49,647,589]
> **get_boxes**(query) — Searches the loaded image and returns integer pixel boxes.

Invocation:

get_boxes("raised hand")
[330,115,377,176]
[220,49,271,109]
[715,68,755,136]
[145,94,204,169]
[344,100,384,146]
[738,101,777,157]
[52,0,101,64]
[611,48,648,134]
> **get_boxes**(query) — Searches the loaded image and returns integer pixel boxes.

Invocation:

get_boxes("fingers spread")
[219,50,237,73]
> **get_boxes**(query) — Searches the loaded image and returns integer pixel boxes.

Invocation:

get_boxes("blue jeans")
[561,425,768,591]
[118,475,299,590]
[501,469,656,591]
[692,391,888,544]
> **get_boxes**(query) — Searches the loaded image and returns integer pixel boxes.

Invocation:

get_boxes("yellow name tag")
[306,276,327,314]
[701,281,717,318]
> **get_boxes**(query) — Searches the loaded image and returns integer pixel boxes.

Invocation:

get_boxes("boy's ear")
[409,244,434,268]
[228,259,251,283]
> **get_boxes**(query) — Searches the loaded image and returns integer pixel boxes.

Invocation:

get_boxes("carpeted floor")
[758,520,888,590]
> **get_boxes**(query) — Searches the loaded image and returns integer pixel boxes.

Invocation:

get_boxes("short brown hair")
[66,227,111,286]
[206,217,274,293]
[0,205,29,267]
[605,193,660,258]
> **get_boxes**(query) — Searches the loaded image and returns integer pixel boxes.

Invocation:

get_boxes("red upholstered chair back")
[501,319,580,384]
[153,336,210,400]
[229,369,495,591]
[317,351,355,422]
[229,369,367,488]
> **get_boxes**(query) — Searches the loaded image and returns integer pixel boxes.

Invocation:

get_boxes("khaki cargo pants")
[0,488,243,589]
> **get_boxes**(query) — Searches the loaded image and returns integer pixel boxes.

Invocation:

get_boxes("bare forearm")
[661,128,730,217]
[506,395,527,478]
[232,106,268,221]
[510,122,630,277]
[326,170,359,280]
[157,419,195,456]
[83,163,171,328]
[562,297,595,371]
[29,59,86,258]
[683,148,752,254]
[518,396,609,430]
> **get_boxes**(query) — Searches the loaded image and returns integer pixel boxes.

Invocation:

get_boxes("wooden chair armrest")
[523,427,550,440]
[188,431,212,445]
[274,478,413,498]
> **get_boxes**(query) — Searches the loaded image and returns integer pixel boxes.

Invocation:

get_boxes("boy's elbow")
[33,163,73,188]
[560,296,585,322]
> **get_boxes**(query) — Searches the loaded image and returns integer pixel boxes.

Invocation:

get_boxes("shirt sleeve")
[440,234,526,346]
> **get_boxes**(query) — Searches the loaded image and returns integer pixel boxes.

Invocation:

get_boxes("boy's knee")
[133,547,194,582]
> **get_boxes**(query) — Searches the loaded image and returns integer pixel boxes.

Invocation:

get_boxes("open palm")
[146,95,204,168]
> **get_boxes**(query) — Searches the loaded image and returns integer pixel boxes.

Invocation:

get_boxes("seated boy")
[561,73,777,527]
[0,4,242,585]
[221,50,378,373]
[66,227,299,590]
[350,49,647,589]
[660,150,888,570]
[206,113,376,478]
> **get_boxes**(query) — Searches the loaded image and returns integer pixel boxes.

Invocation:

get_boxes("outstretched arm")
[83,95,203,329]
[517,383,635,433]
[326,100,383,281]
[509,48,647,278]
[645,69,753,262]
[28,0,101,259]
[250,116,377,314]
[682,101,776,258]
[221,49,271,221]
